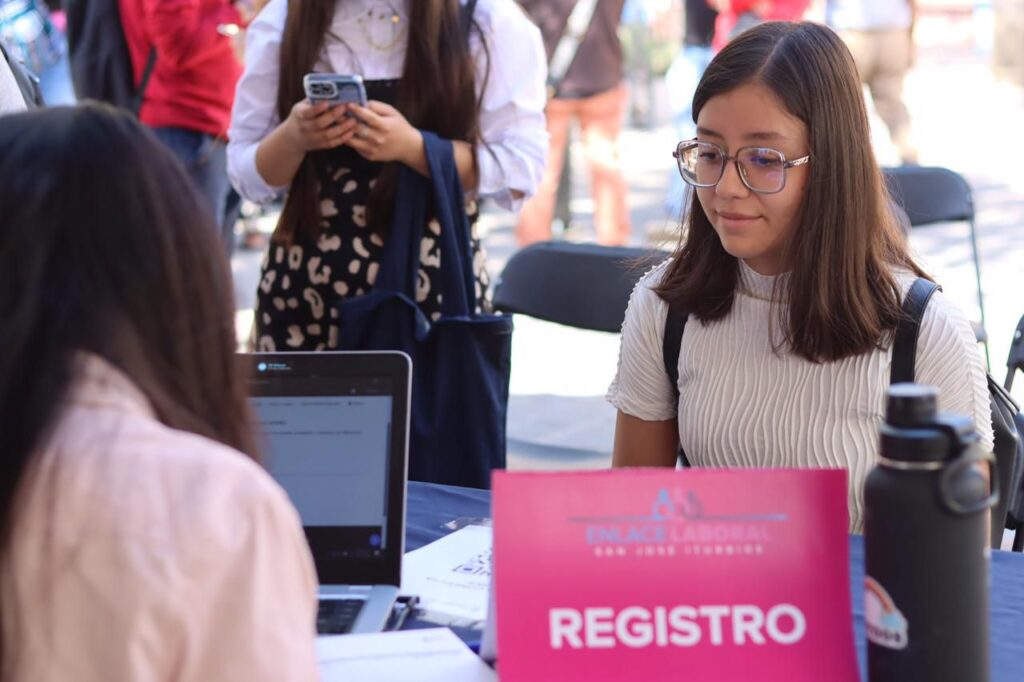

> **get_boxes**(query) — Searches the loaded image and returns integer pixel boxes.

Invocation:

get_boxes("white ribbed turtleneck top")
[607,259,993,532]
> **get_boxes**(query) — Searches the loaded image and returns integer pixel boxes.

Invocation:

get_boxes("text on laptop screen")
[250,384,393,554]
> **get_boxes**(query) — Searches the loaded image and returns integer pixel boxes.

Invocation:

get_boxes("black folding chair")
[883,166,989,364]
[493,241,669,333]
[1007,316,1024,393]
[1004,314,1024,551]
[492,241,670,466]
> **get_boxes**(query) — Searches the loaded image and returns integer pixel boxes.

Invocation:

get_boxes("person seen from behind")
[608,22,991,533]
[0,104,319,682]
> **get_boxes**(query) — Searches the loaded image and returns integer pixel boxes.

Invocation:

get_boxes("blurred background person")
[827,0,918,165]
[0,104,319,681]
[664,0,717,218]
[516,0,632,246]
[119,0,247,255]
[621,0,670,128]
[709,0,810,50]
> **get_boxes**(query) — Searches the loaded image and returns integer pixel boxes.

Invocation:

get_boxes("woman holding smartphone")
[228,0,547,351]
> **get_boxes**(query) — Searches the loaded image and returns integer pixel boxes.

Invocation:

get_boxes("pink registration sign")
[492,469,858,682]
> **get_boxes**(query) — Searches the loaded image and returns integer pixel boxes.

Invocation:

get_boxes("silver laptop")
[242,351,411,635]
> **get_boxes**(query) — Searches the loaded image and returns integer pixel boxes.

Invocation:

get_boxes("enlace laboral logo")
[575,486,787,558]
[549,487,805,651]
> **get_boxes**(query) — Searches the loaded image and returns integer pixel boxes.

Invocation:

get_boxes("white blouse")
[228,0,549,211]
[3,356,319,682]
[608,259,994,532]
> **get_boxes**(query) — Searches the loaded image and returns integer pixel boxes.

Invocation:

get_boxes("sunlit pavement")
[232,9,1024,474]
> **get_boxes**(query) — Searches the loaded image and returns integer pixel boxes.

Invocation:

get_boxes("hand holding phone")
[303,73,368,108]
[277,74,368,153]
[294,74,422,166]
[343,100,424,168]
[282,100,358,153]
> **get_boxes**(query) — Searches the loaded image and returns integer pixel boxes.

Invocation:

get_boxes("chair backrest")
[883,165,988,354]
[1007,314,1024,392]
[493,241,670,333]
[882,166,974,227]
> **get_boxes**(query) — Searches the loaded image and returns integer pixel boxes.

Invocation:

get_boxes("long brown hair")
[0,104,258,676]
[275,0,485,244]
[656,21,927,363]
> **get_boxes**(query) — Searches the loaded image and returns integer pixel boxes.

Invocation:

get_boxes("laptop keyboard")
[317,597,367,635]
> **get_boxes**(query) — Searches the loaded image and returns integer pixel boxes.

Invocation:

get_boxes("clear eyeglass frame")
[672,139,810,195]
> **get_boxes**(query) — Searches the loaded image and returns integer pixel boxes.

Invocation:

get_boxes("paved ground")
[232,9,1024,473]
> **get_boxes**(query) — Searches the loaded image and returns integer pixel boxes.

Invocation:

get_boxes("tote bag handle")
[372,132,478,318]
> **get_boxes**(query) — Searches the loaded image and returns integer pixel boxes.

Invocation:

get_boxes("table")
[406,481,1024,681]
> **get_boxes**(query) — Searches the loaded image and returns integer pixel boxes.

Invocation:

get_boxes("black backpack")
[0,39,44,108]
[894,279,1024,550]
[1006,314,1024,549]
[662,280,1024,548]
[64,0,154,112]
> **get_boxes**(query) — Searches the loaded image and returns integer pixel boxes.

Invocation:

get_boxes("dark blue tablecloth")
[406,481,1024,681]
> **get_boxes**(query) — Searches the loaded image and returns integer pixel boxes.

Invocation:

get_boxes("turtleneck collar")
[737,259,790,302]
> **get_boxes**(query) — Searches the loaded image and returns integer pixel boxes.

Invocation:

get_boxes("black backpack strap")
[664,307,686,396]
[663,306,689,466]
[891,278,940,384]
[890,278,1023,548]
[130,47,157,116]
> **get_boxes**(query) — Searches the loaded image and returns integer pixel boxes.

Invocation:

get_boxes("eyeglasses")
[673,139,810,194]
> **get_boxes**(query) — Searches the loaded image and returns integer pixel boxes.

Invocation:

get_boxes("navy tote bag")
[336,132,512,488]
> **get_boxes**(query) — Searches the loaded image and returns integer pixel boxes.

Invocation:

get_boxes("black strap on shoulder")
[891,278,941,384]
[664,306,687,396]
[663,306,689,466]
[130,48,157,116]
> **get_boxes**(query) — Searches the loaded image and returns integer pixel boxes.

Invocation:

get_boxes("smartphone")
[303,73,368,108]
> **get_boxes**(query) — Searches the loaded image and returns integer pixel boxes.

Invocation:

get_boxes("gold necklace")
[356,5,405,53]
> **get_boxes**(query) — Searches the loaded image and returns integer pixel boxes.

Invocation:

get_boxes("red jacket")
[711,0,810,51]
[119,0,242,138]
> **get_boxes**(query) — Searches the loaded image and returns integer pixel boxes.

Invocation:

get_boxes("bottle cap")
[880,383,977,464]
[885,383,938,427]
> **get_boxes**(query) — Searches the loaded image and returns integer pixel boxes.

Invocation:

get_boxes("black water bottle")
[864,384,995,682]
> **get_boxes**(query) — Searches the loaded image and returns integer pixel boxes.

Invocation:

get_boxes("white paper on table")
[479,571,498,662]
[400,525,492,622]
[317,628,496,682]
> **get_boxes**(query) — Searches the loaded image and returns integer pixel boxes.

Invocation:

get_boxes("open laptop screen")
[251,386,392,552]
[242,352,410,586]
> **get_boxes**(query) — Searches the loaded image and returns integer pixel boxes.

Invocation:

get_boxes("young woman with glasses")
[608,22,991,532]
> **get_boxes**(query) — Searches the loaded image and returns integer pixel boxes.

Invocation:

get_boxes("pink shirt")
[2,356,320,681]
